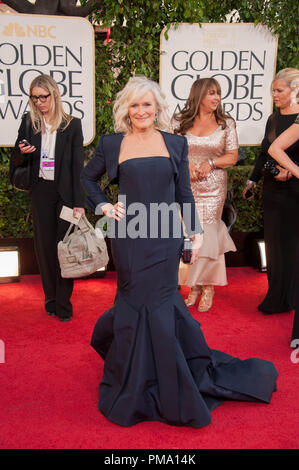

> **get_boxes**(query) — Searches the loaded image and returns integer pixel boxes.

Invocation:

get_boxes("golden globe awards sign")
[0,13,95,146]
[160,23,278,145]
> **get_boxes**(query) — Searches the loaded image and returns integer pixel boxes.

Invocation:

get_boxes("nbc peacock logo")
[2,22,56,38]
[3,22,25,37]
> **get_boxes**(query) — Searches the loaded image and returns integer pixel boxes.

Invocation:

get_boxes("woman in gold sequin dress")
[174,78,238,312]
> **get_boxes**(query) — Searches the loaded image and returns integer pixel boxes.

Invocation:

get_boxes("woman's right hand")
[101,202,126,221]
[189,162,198,182]
[19,143,36,154]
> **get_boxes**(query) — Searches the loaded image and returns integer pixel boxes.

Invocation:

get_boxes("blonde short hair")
[29,74,72,134]
[113,75,170,134]
[273,68,299,91]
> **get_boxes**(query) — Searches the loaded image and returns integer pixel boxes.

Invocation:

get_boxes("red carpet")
[0,267,298,450]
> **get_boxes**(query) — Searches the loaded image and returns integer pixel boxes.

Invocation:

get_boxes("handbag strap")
[62,216,97,254]
[78,215,94,232]
[79,216,98,253]
[62,223,75,243]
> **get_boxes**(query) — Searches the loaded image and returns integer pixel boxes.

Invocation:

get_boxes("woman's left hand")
[274,165,292,182]
[197,160,212,179]
[73,207,85,219]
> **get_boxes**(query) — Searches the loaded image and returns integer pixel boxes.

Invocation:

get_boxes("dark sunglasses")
[30,93,51,103]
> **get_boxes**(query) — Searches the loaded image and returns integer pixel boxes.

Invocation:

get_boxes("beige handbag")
[58,215,109,279]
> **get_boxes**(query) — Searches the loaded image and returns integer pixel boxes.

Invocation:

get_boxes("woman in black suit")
[10,74,85,321]
[81,75,277,428]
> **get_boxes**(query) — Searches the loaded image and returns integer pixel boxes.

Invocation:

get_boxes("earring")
[127,116,132,126]
[290,88,299,106]
[290,79,299,107]
[154,112,159,125]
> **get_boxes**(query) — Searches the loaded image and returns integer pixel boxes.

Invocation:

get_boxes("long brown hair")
[173,77,231,135]
[29,74,72,134]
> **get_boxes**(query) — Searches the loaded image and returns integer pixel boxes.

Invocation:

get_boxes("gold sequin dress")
[179,118,237,287]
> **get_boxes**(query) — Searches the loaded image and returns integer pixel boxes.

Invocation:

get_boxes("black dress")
[81,133,278,428]
[250,112,299,314]
[290,115,299,346]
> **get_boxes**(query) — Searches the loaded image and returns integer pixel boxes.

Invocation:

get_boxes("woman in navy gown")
[81,76,278,428]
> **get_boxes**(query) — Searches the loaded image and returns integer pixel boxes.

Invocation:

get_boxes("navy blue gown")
[81,133,278,428]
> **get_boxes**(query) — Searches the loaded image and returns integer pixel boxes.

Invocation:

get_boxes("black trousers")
[30,178,73,319]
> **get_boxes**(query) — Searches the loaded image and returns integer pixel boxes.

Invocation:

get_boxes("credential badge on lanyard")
[41,151,55,170]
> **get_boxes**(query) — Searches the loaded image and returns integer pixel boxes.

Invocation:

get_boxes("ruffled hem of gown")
[198,220,236,259]
[91,291,278,428]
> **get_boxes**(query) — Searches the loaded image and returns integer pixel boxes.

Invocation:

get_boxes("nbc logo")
[2,22,56,38]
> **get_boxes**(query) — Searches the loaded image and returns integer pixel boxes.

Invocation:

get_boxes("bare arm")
[197,119,238,178]
[268,123,299,179]
[210,148,238,168]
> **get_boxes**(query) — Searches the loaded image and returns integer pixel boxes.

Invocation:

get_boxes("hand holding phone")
[19,139,36,154]
[19,139,31,146]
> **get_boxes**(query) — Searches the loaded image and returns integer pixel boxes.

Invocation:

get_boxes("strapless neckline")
[119,156,170,167]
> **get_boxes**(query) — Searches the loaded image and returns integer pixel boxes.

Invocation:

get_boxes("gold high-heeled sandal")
[185,286,202,306]
[197,285,214,312]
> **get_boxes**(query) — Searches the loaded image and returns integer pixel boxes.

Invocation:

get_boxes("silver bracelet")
[246,180,256,187]
[208,158,216,170]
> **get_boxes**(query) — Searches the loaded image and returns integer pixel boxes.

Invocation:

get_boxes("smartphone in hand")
[19,139,31,146]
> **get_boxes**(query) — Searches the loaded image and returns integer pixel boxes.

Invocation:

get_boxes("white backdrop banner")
[160,23,278,145]
[0,13,95,146]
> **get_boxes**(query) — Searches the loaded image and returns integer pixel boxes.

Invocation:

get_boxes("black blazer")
[80,131,202,235]
[11,114,85,208]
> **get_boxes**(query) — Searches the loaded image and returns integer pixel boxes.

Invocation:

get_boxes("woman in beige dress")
[174,77,238,312]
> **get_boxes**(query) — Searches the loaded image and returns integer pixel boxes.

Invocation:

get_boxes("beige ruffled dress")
[179,118,237,287]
